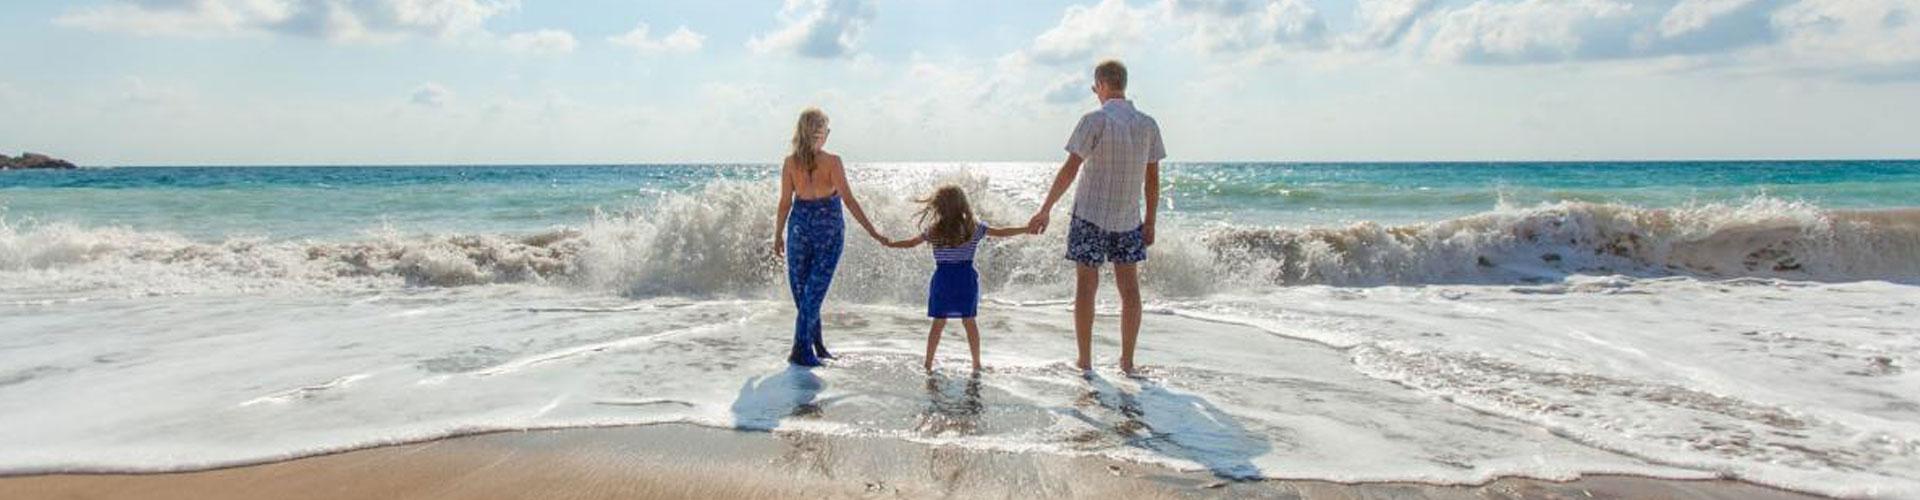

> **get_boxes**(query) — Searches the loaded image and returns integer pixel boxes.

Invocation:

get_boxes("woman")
[773,108,885,367]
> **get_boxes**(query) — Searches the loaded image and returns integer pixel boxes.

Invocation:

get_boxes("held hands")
[1026,210,1051,235]
[877,234,913,248]
[864,226,903,248]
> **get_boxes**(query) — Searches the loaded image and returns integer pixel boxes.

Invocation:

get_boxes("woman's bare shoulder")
[820,153,847,174]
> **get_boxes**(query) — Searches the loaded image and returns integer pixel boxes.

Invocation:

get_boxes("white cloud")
[56,0,518,43]
[1350,0,1440,49]
[1660,0,1764,38]
[1422,0,1639,64]
[55,0,295,37]
[1411,0,1917,80]
[608,23,705,56]
[1768,0,1920,80]
[748,0,875,59]
[834,55,1082,160]
[1022,0,1330,64]
[502,29,577,56]
[1043,75,1091,104]
[411,83,452,108]
[1165,0,1329,55]
[1026,0,1148,65]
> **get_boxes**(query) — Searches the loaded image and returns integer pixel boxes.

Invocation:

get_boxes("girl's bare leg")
[961,318,982,373]
[924,318,947,372]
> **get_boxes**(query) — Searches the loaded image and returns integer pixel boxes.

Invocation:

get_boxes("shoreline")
[0,423,1830,499]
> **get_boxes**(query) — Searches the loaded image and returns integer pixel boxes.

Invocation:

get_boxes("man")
[1028,59,1165,376]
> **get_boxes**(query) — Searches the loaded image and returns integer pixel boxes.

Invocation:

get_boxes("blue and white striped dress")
[927,222,987,318]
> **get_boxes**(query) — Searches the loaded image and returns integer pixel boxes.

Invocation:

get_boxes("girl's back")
[931,223,987,263]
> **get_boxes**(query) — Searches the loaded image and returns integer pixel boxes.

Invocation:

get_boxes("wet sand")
[0,424,1828,499]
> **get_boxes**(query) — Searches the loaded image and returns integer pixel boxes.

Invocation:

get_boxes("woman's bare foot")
[1120,358,1137,377]
[923,359,934,373]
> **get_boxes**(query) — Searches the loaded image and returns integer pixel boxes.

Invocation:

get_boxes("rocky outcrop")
[1,153,78,170]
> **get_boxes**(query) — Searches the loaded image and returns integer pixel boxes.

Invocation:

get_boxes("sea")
[2,161,1917,497]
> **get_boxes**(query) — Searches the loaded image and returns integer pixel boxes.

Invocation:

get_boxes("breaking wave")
[3,179,1916,299]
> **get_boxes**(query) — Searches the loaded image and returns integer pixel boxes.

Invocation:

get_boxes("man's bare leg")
[1074,264,1100,372]
[1114,262,1142,375]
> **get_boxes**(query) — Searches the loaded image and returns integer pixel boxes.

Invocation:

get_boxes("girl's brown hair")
[916,185,977,248]
[789,108,829,175]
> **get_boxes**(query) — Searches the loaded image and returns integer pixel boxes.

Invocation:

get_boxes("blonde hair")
[789,108,829,175]
[916,185,977,248]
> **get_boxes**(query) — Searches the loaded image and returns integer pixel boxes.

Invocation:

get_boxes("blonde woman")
[772,108,885,367]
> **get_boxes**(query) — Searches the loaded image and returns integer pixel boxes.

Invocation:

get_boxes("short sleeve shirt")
[1065,99,1165,231]
[931,222,989,263]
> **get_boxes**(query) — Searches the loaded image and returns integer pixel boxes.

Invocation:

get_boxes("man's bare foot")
[971,363,982,374]
[1074,359,1092,372]
[923,359,934,373]
[1120,359,1138,377]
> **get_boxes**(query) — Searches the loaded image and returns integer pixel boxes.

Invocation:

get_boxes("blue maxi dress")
[785,194,843,366]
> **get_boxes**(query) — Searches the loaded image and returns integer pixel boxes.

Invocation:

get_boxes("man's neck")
[1102,93,1128,102]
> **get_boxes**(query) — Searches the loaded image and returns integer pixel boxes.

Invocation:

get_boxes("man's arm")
[1028,153,1084,234]
[1143,161,1159,246]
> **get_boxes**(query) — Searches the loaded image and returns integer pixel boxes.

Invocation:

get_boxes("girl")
[773,108,887,367]
[882,186,1029,373]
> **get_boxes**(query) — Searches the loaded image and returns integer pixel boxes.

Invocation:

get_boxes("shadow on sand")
[729,366,830,431]
[1065,375,1270,480]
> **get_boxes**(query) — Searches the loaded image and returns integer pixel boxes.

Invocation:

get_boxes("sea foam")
[2,175,1917,498]
[4,180,1915,302]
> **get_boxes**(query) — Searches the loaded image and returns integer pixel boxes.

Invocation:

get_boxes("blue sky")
[1,0,1916,165]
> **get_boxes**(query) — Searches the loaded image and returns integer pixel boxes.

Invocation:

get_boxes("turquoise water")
[1,161,1914,240]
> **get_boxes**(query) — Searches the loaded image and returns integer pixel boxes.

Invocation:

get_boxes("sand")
[0,424,1830,499]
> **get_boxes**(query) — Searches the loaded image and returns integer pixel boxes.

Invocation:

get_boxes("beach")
[10,0,1920,494]
[2,163,1918,498]
[0,424,1827,500]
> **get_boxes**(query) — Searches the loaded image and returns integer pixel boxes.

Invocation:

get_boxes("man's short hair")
[1095,60,1127,91]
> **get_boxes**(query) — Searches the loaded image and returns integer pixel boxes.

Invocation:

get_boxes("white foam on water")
[4,181,1916,302]
[2,178,1918,497]
[1,279,1915,496]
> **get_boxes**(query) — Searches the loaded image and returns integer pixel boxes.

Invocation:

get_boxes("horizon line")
[51,157,1920,168]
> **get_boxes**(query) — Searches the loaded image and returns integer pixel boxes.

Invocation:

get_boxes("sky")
[0,0,1916,165]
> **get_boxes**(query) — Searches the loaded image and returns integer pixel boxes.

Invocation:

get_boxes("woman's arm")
[883,234,925,249]
[986,225,1030,237]
[829,156,886,242]
[773,160,794,256]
